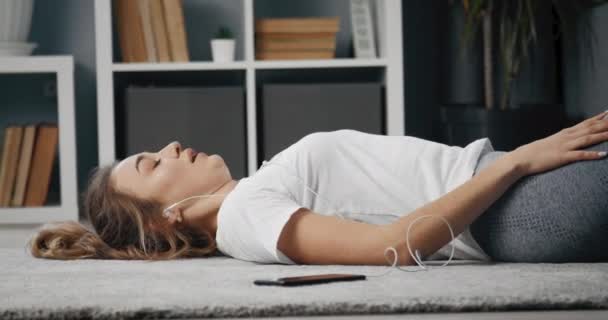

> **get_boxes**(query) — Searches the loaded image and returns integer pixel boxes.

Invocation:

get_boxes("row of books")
[117,0,189,63]
[255,18,340,60]
[116,0,343,61]
[0,124,59,207]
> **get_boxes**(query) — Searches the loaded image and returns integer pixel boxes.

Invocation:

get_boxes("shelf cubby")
[0,56,77,224]
[111,0,246,64]
[254,0,355,59]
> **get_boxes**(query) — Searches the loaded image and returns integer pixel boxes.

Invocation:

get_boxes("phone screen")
[280,273,364,283]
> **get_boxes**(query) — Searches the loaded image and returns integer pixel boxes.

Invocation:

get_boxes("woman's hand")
[509,110,608,176]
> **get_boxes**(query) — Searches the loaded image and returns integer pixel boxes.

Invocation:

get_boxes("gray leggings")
[469,140,608,263]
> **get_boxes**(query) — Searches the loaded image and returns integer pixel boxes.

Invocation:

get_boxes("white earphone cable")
[162,194,228,218]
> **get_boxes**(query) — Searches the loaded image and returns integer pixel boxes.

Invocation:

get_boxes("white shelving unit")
[95,0,404,175]
[0,55,78,224]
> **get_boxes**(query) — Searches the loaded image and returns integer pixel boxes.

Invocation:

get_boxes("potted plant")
[441,0,607,151]
[0,0,37,56]
[211,26,235,62]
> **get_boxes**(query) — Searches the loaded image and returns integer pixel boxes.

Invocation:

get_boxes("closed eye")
[154,158,161,169]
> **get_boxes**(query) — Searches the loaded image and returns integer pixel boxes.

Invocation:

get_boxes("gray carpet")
[1,248,608,320]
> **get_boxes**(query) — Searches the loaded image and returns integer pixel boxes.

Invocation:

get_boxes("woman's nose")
[159,141,181,157]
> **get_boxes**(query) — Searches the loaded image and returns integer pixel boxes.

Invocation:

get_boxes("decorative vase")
[0,0,37,56]
[211,39,235,62]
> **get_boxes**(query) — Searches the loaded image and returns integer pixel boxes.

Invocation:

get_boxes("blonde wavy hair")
[26,163,218,261]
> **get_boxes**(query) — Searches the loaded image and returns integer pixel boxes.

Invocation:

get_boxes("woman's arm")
[277,153,523,266]
[384,152,524,265]
[277,154,523,266]
[278,208,394,265]
[278,111,608,266]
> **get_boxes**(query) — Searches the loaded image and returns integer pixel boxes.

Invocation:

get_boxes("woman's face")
[110,141,232,207]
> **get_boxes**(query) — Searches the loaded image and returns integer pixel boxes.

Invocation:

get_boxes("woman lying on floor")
[29,110,608,265]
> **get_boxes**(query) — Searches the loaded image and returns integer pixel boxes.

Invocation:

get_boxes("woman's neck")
[181,179,239,240]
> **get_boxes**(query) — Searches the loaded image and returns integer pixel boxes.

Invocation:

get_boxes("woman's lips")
[184,148,196,162]
[191,149,208,162]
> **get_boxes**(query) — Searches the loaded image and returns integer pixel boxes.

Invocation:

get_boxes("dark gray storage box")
[122,86,247,179]
[261,83,383,160]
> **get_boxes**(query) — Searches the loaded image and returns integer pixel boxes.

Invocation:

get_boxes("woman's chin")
[210,154,224,163]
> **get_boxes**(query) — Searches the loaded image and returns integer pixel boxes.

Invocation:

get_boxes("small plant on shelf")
[214,26,234,39]
[211,26,236,62]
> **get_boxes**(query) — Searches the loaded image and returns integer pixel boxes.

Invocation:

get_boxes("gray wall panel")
[123,86,247,179]
[261,83,382,160]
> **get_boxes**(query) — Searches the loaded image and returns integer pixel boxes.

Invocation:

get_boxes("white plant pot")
[211,39,235,62]
[0,0,36,56]
[0,0,34,42]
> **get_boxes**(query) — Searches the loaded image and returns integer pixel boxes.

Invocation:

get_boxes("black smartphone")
[254,273,366,286]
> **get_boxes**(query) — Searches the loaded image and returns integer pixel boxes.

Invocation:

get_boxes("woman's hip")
[469,140,608,262]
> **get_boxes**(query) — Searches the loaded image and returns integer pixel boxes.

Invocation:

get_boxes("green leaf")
[215,26,234,39]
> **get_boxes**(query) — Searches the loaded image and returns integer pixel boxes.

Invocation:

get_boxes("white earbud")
[162,194,227,221]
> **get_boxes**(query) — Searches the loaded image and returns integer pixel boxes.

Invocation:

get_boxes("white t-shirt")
[215,129,494,264]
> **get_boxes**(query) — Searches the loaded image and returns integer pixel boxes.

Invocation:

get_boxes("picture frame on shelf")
[350,0,377,59]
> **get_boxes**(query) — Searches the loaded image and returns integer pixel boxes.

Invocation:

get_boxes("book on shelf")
[0,123,59,208]
[24,124,59,207]
[0,125,23,206]
[256,32,336,41]
[161,0,189,62]
[255,36,336,51]
[149,0,171,62]
[11,124,37,207]
[255,17,340,33]
[256,50,335,60]
[115,0,189,63]
[137,0,158,62]
[116,0,146,62]
[255,17,340,60]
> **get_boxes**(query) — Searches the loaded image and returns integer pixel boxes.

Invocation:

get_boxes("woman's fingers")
[568,114,608,138]
[589,110,608,121]
[580,111,608,124]
[565,150,607,162]
[572,110,608,129]
[567,131,608,150]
